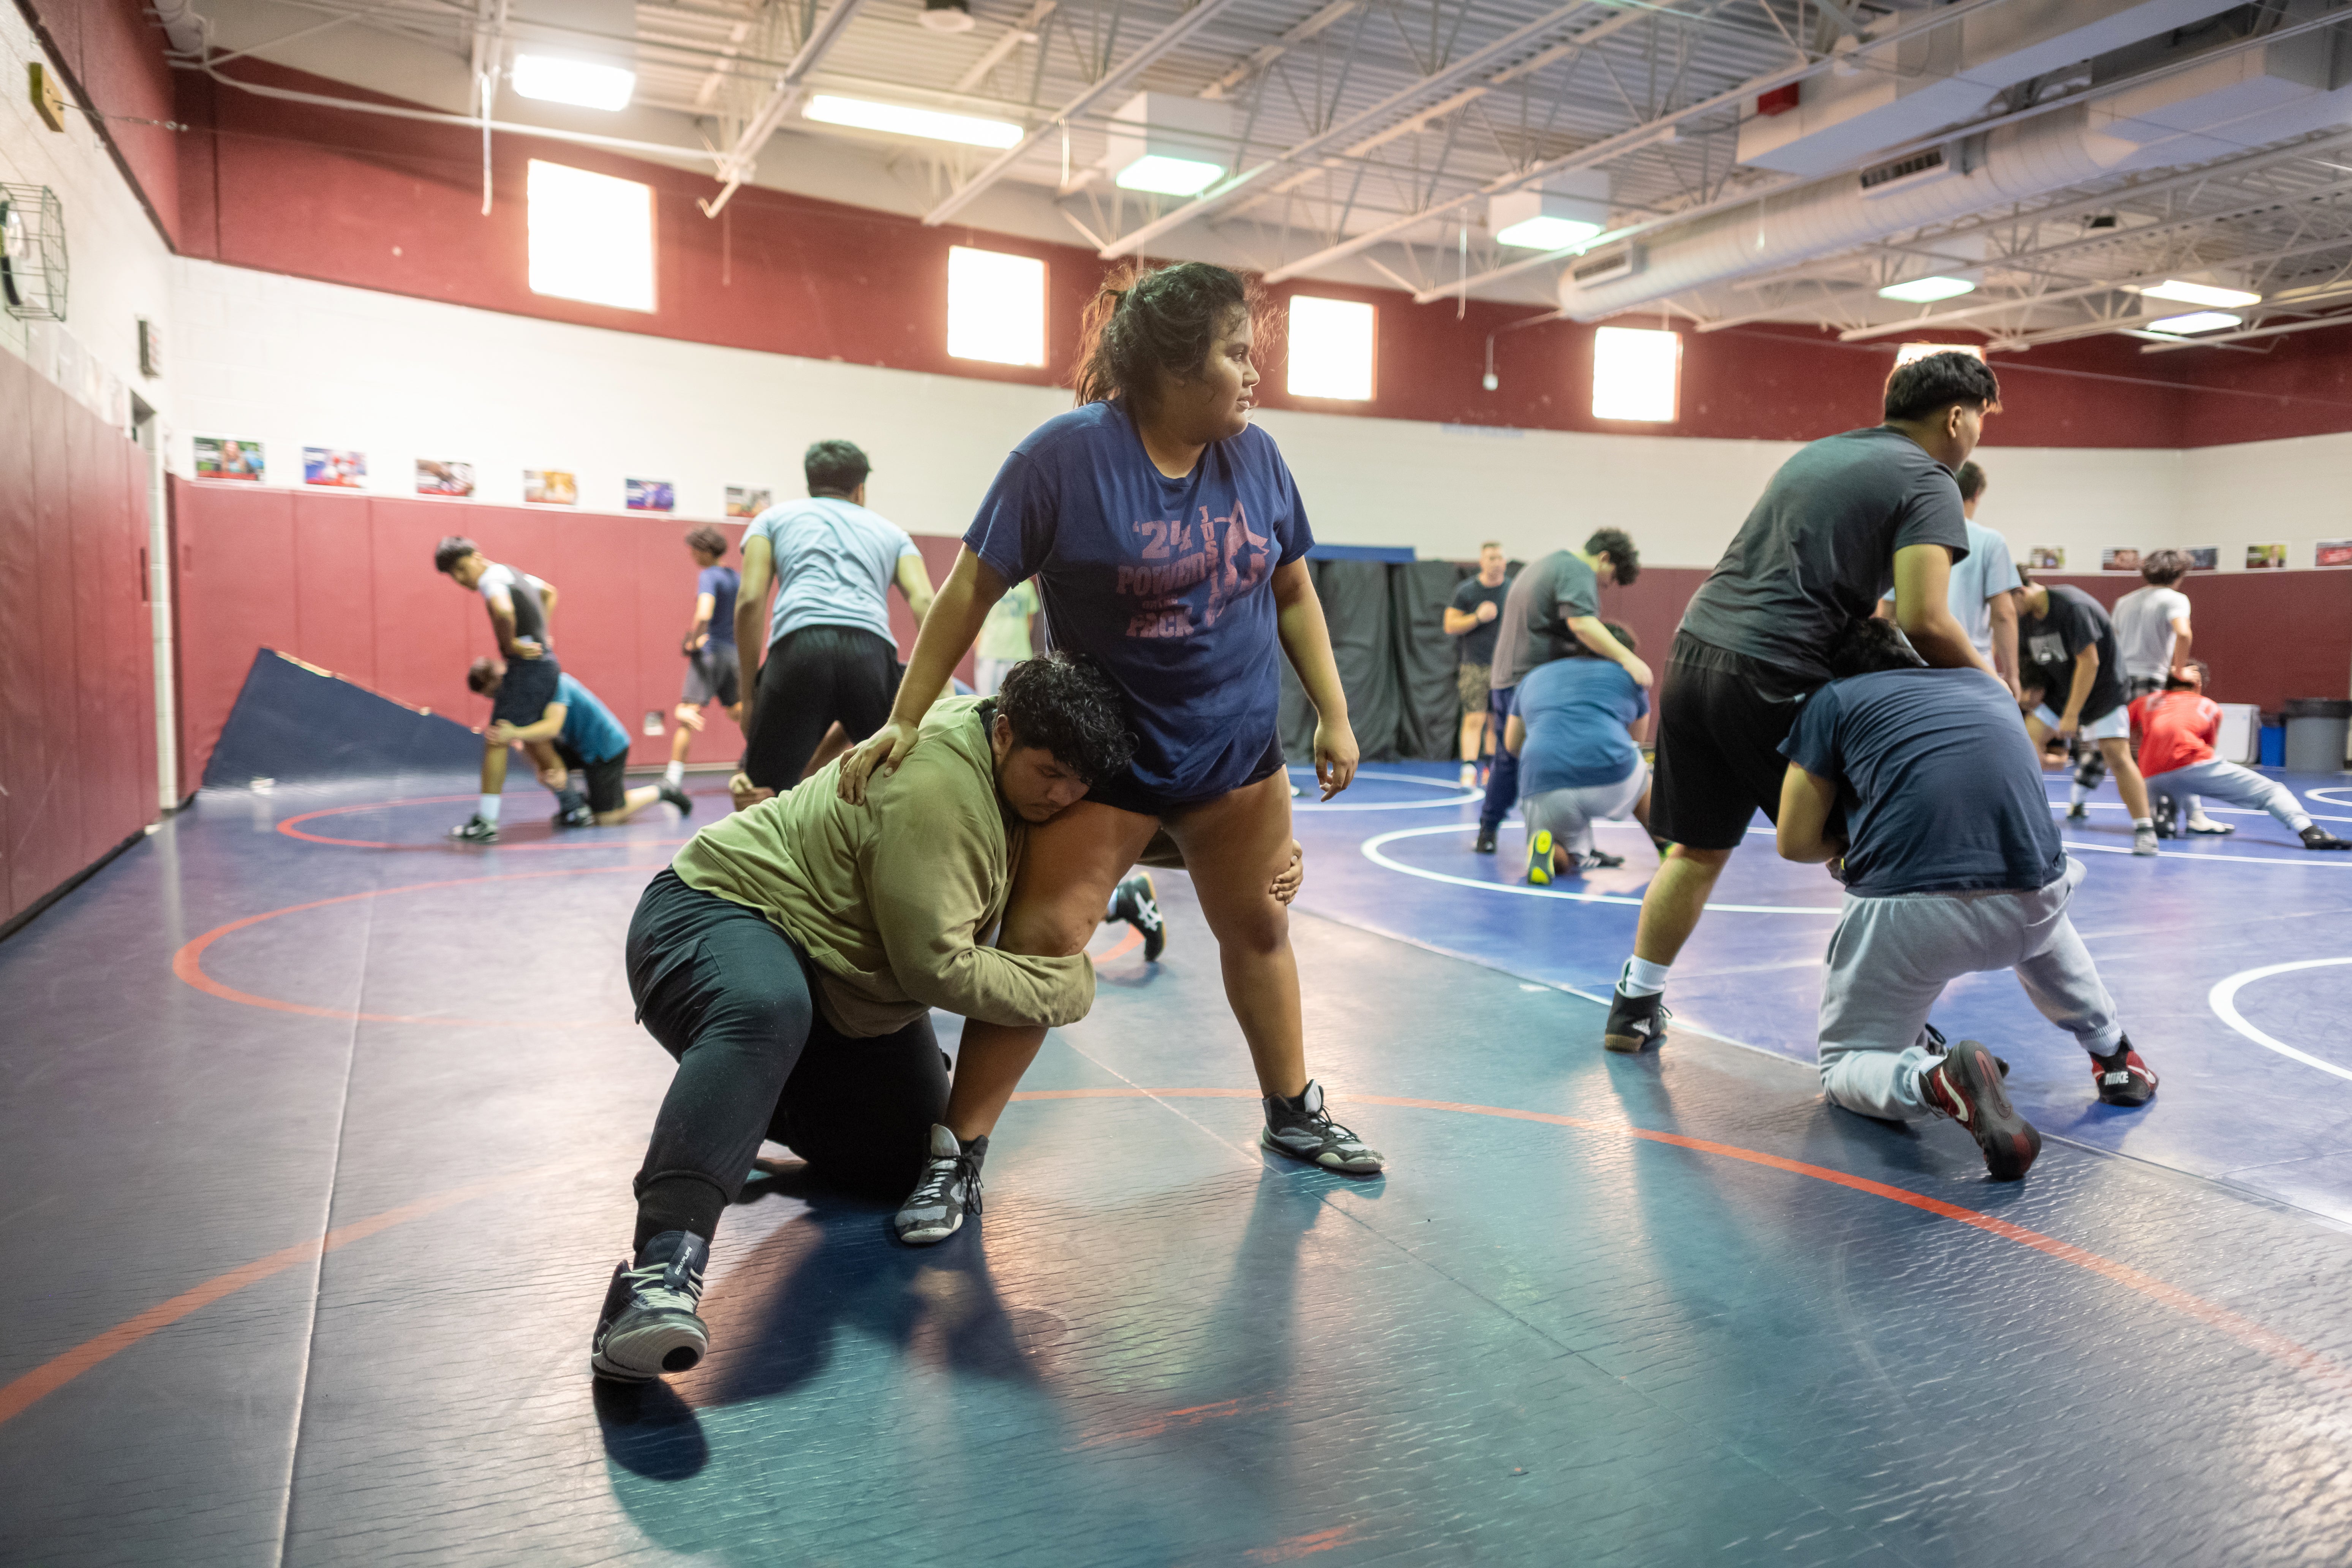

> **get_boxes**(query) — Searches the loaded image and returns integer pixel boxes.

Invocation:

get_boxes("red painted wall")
[0,347,160,926]
[18,0,183,248]
[169,479,971,789]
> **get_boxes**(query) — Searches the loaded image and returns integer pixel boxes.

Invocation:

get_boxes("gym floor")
[5,759,2352,1565]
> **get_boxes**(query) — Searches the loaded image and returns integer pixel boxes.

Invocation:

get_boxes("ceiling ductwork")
[1563,1,2352,322]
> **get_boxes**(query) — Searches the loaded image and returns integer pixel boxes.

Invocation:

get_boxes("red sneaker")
[1919,1040,2041,1181]
[2092,1042,2159,1108]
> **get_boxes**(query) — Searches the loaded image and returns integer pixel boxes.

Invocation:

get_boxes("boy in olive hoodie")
[592,654,1135,1383]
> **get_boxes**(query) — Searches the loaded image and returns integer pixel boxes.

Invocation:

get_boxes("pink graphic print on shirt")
[1115,502,1273,640]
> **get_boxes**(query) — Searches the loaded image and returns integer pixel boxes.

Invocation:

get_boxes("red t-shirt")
[2130,691,2218,777]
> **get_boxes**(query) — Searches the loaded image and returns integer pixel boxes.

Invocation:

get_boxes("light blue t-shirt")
[1879,518,2019,658]
[1515,657,1649,795]
[553,674,632,766]
[746,497,920,650]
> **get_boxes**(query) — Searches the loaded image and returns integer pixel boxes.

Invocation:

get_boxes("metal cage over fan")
[0,183,68,322]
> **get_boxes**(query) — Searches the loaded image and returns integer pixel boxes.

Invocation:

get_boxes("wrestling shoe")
[1574,849,1626,872]
[2091,1040,2159,1108]
[590,1229,709,1383]
[448,814,498,843]
[894,1124,986,1246]
[2151,796,2179,839]
[2300,826,2352,851]
[1262,1081,1384,1173]
[1107,871,1167,961]
[1603,985,1670,1054]
[1526,829,1556,886]
[1919,1040,2040,1181]
[553,791,596,830]
[2132,824,2159,857]
[1473,828,1499,855]
[658,780,694,817]
[2064,801,2089,823]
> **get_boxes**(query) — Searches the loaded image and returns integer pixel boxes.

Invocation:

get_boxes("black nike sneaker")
[591,1230,710,1383]
[1107,871,1167,961]
[2091,1040,2159,1107]
[1919,1040,2040,1181]
[2301,826,2352,851]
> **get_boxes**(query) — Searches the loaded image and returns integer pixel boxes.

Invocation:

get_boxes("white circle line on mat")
[2061,839,2352,868]
[2208,957,2352,1084]
[2311,786,2352,808]
[1359,822,1843,916]
[1285,767,1484,811]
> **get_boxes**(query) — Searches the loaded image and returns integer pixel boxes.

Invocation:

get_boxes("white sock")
[2069,782,2091,808]
[1619,956,1670,997]
[477,793,502,823]
[664,760,685,786]
[2132,817,2153,830]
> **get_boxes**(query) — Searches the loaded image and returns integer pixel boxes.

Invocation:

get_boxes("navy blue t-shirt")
[963,402,1314,801]
[1516,657,1648,794]
[1779,667,2063,898]
[699,565,740,646]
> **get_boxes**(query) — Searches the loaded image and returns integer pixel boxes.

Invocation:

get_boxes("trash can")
[2282,698,2352,774]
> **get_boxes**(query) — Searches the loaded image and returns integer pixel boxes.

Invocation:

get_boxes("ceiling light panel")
[1878,276,1976,304]
[804,95,1024,149]
[2147,311,2244,335]
[512,54,635,111]
[2140,279,2261,308]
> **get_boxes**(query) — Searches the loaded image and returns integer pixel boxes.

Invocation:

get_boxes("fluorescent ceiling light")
[1894,342,1984,367]
[511,54,635,112]
[1114,155,1225,196]
[2140,279,2261,308]
[947,246,1046,367]
[2147,311,2243,335]
[1495,215,1603,251]
[1878,275,1976,304]
[1287,296,1375,401]
[1592,326,1680,422]
[804,94,1023,149]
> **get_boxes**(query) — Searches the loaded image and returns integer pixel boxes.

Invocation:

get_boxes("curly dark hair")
[433,536,479,574]
[1569,620,1639,657]
[684,525,727,557]
[1073,261,1264,414]
[465,655,505,694]
[1826,617,1928,681]
[1584,527,1640,586]
[1883,351,2001,423]
[2139,548,2191,586]
[993,651,1136,783]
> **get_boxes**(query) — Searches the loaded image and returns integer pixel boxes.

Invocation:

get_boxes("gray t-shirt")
[1489,550,1601,690]
[2111,584,2190,682]
[1678,426,1970,683]
[477,563,551,649]
[747,497,921,650]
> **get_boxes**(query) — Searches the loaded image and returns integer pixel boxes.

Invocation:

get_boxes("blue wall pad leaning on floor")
[202,649,483,788]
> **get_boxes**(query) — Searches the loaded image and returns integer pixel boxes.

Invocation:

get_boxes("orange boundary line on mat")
[18,1091,2337,1430]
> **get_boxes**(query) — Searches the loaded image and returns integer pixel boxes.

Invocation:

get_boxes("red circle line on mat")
[172,871,1146,1026]
[6,1089,2345,1432]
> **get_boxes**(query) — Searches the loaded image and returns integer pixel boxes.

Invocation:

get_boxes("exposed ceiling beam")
[1200,0,1360,100]
[923,0,1258,228]
[955,0,1058,93]
[700,0,871,217]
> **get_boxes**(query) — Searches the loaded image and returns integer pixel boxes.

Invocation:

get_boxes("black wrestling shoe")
[591,1230,710,1383]
[1473,827,1499,855]
[1108,871,1167,961]
[2064,801,2089,823]
[2152,796,2179,839]
[658,780,693,817]
[1603,986,1669,1054]
[1919,1040,2040,1181]
[1262,1081,1384,1172]
[1573,849,1626,872]
[553,792,596,830]
[1920,1023,2007,1079]
[448,814,498,843]
[2302,826,2352,851]
[894,1124,986,1246]
[2091,1040,2159,1107]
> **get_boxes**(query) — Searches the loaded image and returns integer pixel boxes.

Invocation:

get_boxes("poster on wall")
[726,486,771,518]
[303,448,365,488]
[417,460,476,498]
[2317,539,2352,568]
[2246,544,2288,569]
[2029,545,2066,570]
[525,469,578,506]
[195,436,264,481]
[627,479,676,513]
[2100,548,2141,572]
[2185,547,2218,572]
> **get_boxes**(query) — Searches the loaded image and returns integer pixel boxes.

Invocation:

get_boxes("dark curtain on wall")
[1278,558,1493,763]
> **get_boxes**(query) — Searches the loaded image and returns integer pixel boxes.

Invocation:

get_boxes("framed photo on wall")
[2246,544,2288,569]
[628,479,676,513]
[525,469,578,506]
[726,486,771,518]
[195,436,264,481]
[417,460,475,497]
[303,448,365,488]
[2185,547,2218,572]
[2029,545,2066,570]
[2100,548,2140,572]
[2317,539,2352,569]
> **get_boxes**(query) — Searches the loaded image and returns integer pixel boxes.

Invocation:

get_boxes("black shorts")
[681,645,740,708]
[556,745,629,814]
[1086,730,1286,818]
[492,653,562,728]
[1650,632,1821,852]
[742,625,901,791]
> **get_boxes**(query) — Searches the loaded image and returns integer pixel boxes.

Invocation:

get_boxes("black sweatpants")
[626,869,948,1243]
[741,624,900,791]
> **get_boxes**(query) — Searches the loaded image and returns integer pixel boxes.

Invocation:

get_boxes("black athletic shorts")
[1087,729,1286,818]
[558,743,629,814]
[492,652,562,728]
[742,624,900,791]
[1649,632,1821,852]
[681,644,740,708]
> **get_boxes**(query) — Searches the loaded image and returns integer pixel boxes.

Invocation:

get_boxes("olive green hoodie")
[670,697,1092,1037]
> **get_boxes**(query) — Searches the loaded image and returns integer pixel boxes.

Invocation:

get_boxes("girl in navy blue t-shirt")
[841,262,1383,1241]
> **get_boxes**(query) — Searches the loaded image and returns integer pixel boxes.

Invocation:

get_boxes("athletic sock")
[1619,956,1670,997]
[477,793,502,824]
[664,760,685,786]
[2069,782,2091,808]
[2132,817,2154,831]
[634,1175,725,1252]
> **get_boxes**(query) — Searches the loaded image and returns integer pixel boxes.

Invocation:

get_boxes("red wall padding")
[170,480,975,788]
[0,351,159,926]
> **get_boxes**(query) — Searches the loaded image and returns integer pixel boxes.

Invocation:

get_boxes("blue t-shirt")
[1515,658,1649,795]
[746,498,919,650]
[699,565,740,647]
[963,402,1314,801]
[553,674,632,767]
[1779,667,2063,898]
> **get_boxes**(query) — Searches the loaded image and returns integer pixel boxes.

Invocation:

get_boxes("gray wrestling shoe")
[448,814,498,843]
[1262,1081,1384,1173]
[591,1230,710,1382]
[895,1124,986,1246]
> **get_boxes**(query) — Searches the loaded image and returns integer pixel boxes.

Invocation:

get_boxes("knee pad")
[2072,748,2107,791]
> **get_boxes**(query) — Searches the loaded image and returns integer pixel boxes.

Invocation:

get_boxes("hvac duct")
[1563,8,2352,321]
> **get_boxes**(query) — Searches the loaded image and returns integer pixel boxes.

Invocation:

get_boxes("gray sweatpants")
[1816,857,2121,1121]
[1522,762,1648,857]
[2145,758,2312,833]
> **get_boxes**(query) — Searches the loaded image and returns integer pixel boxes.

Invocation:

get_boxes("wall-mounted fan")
[0,184,68,322]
